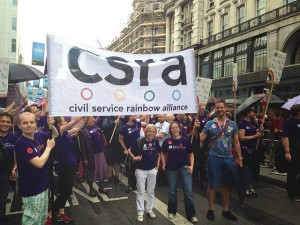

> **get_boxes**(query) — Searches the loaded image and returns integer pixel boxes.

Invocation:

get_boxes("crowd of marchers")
[0,97,299,225]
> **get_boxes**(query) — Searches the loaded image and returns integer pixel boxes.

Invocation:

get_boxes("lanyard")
[216,118,227,136]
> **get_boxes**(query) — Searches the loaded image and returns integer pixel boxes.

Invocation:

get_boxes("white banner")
[196,77,212,105]
[266,50,287,84]
[47,36,197,116]
[0,58,9,97]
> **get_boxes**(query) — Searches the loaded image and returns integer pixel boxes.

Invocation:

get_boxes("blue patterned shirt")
[202,118,237,158]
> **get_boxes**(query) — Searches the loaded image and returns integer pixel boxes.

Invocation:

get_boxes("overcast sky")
[18,0,133,48]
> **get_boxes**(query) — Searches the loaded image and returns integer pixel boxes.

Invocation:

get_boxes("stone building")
[0,0,18,63]
[107,0,166,54]
[165,0,300,100]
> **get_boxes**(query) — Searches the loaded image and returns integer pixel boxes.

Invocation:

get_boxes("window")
[285,0,296,4]
[237,5,245,24]
[224,46,234,77]
[12,0,18,5]
[253,48,267,70]
[254,36,267,48]
[224,58,234,77]
[256,0,265,16]
[213,60,222,78]
[221,13,229,31]
[236,42,247,53]
[201,55,210,78]
[236,54,247,74]
[253,36,267,71]
[213,50,223,78]
[12,17,17,30]
[152,26,158,35]
[183,31,192,48]
[152,38,158,46]
[214,50,222,60]
[208,0,214,8]
[11,39,16,52]
[208,20,213,37]
[153,4,159,10]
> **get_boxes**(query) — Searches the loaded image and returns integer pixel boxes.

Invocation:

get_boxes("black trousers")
[287,161,300,198]
[0,173,9,223]
[53,166,77,211]
[128,159,137,188]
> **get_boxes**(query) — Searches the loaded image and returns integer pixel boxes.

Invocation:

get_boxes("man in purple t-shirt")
[24,104,48,132]
[282,104,300,201]
[15,112,57,225]
[0,112,17,223]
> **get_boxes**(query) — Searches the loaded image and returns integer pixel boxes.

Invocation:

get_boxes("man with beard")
[200,100,243,222]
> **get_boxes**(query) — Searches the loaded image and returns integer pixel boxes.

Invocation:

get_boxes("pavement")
[5,165,300,225]
[259,165,287,187]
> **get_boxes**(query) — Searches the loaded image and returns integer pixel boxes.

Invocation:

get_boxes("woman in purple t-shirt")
[128,124,161,223]
[50,116,86,223]
[161,121,198,223]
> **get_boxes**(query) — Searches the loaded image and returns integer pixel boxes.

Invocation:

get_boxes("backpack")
[134,137,146,156]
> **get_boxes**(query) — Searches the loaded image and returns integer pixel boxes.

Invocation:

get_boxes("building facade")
[165,0,204,52]
[164,0,300,101]
[107,0,167,54]
[198,0,300,101]
[0,0,18,63]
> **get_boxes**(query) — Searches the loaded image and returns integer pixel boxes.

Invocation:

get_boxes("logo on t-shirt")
[27,148,34,154]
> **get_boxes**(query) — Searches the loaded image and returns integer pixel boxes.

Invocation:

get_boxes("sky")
[18,0,133,48]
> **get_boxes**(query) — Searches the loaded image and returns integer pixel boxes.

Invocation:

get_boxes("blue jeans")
[166,167,195,219]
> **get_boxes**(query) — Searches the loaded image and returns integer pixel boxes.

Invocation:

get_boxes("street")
[5,174,300,225]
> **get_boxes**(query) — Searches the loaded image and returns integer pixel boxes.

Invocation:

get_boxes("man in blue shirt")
[200,100,243,222]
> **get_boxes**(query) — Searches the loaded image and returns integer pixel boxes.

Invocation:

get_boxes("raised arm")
[29,139,55,169]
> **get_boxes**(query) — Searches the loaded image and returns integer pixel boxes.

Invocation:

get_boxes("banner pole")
[233,87,237,122]
[255,83,274,151]
[109,116,120,143]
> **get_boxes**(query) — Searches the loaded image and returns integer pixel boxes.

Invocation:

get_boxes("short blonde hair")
[19,112,36,124]
[144,124,157,134]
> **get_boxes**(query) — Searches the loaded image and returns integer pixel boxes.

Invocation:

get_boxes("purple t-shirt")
[162,136,192,170]
[37,115,48,132]
[238,119,259,151]
[120,122,141,148]
[0,133,18,164]
[131,139,161,170]
[86,126,104,154]
[55,131,77,166]
[15,132,49,197]
[282,117,300,138]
